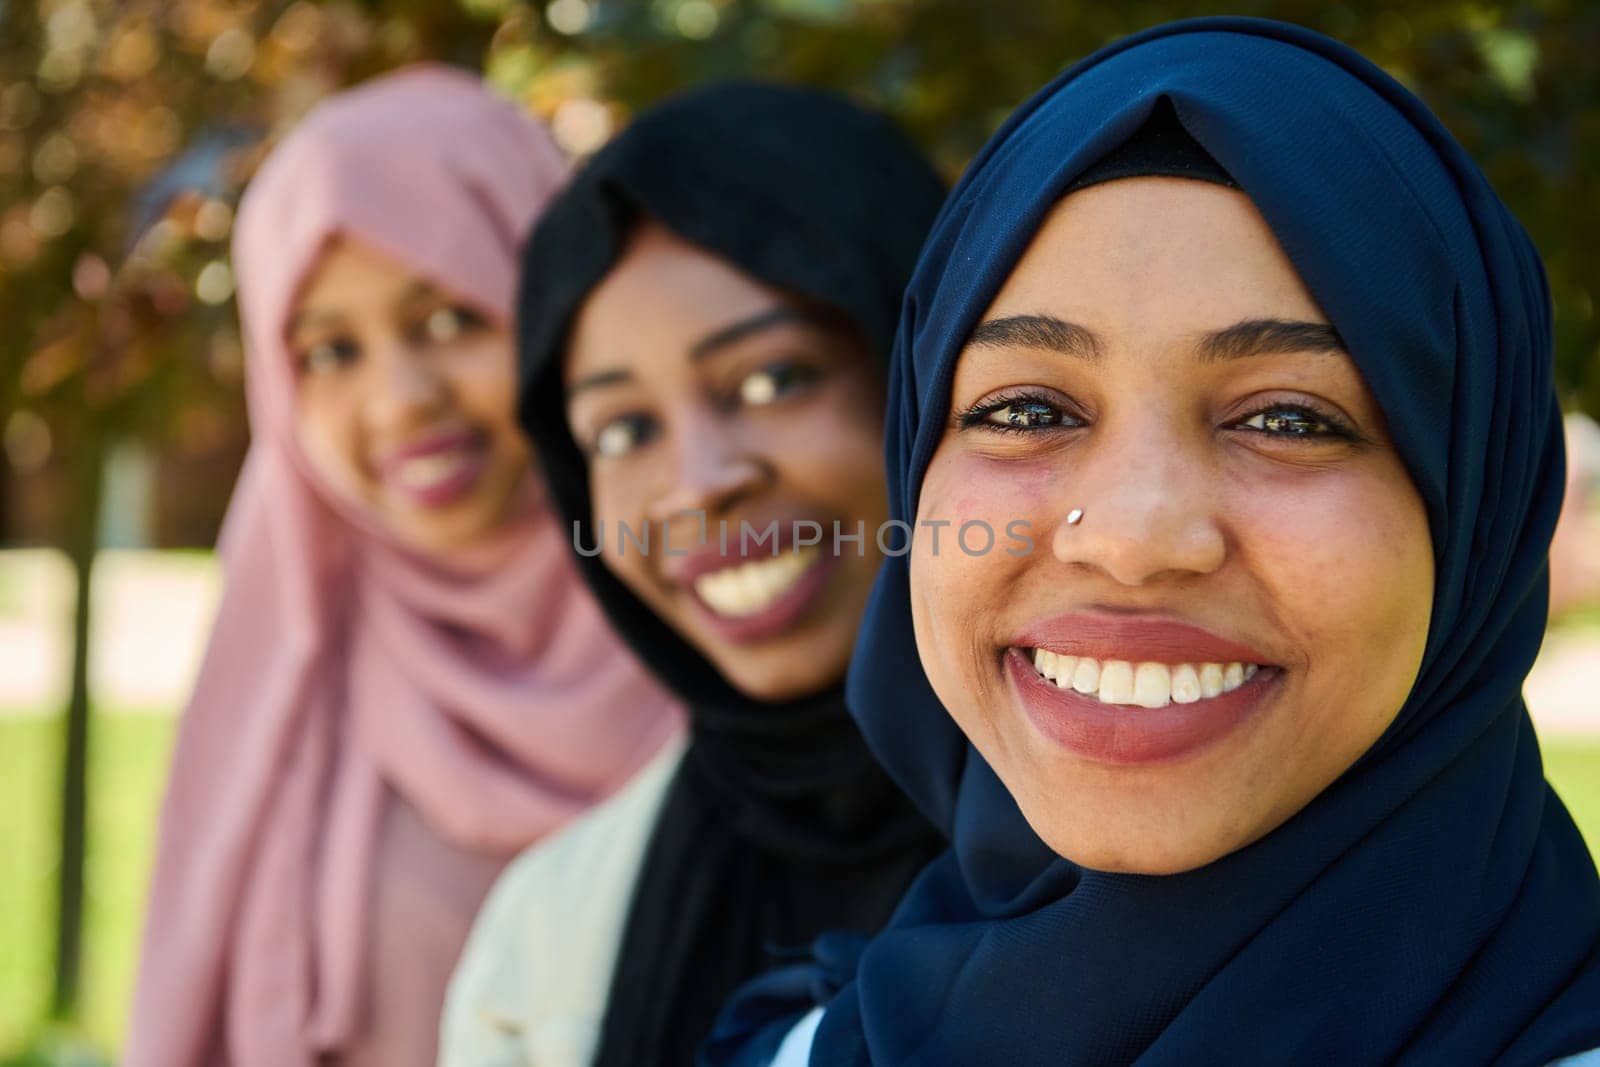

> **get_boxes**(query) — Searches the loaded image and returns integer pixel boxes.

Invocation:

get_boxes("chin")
[1061,835,1217,876]
[388,509,501,558]
[721,662,839,703]
[713,642,849,703]
[1001,754,1251,876]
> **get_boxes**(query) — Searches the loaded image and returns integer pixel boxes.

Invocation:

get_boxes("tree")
[485,0,1599,411]
[0,0,496,1024]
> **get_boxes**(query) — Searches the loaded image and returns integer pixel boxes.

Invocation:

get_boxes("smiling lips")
[675,531,836,646]
[1007,613,1280,764]
[1030,650,1259,707]
[694,545,823,617]
[378,429,488,508]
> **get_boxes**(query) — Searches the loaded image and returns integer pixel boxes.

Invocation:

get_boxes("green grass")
[1,713,175,1060]
[1556,598,1600,633]
[1548,738,1600,861]
[0,714,1597,1060]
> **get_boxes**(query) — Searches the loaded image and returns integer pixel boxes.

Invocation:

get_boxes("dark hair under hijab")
[707,18,1600,1067]
[514,82,947,1066]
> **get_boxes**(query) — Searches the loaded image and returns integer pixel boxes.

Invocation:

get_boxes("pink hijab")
[125,65,682,1065]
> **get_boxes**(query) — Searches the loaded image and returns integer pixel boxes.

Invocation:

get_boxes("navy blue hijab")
[706,17,1600,1066]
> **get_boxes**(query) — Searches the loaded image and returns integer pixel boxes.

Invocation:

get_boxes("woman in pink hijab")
[124,65,682,1066]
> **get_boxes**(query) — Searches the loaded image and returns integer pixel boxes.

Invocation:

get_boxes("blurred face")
[564,223,888,701]
[288,238,530,558]
[911,178,1434,874]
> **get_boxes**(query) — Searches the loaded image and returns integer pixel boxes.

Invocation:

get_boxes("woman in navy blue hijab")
[707,16,1600,1066]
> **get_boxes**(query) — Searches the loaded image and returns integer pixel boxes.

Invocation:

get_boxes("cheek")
[1230,460,1432,725]
[588,462,668,603]
[448,340,522,436]
[911,449,1056,723]
[769,393,890,520]
[920,447,1067,575]
[295,386,365,486]
[588,451,661,528]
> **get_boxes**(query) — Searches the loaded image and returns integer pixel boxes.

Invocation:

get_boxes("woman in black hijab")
[439,82,946,1066]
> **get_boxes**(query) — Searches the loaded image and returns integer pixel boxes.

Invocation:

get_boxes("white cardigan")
[437,735,687,1067]
[442,731,1600,1067]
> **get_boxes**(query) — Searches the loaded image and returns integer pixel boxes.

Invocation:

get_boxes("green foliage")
[1,0,1596,529]
[496,0,1600,412]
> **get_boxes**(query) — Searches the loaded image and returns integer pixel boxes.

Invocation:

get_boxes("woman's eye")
[299,339,358,377]
[1234,406,1341,438]
[592,414,657,459]
[420,305,485,345]
[737,361,822,407]
[966,397,1076,432]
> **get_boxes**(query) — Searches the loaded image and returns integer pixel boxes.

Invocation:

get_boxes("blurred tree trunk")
[53,420,105,1019]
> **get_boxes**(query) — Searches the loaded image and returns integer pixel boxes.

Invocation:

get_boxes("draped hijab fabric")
[717,17,1600,1066]
[514,82,948,1065]
[125,65,683,1067]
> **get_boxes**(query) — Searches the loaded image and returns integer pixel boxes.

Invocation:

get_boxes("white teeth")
[1071,657,1100,694]
[1034,648,1058,678]
[735,566,764,602]
[693,546,819,617]
[1053,655,1078,689]
[1028,651,1264,707]
[394,451,468,489]
[1170,663,1201,704]
[1031,648,1081,689]
[1097,661,1136,705]
[1132,662,1171,708]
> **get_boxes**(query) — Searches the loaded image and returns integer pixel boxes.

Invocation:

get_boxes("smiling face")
[910,178,1434,875]
[287,238,530,558]
[563,222,888,702]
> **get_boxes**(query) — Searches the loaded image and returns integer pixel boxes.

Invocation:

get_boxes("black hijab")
[514,82,947,1066]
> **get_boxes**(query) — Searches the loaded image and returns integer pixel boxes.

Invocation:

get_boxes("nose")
[1050,422,1226,586]
[645,411,769,526]
[366,341,449,431]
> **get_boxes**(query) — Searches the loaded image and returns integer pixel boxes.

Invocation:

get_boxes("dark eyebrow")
[689,306,817,361]
[967,314,1346,365]
[287,282,450,339]
[285,307,340,338]
[395,279,446,310]
[569,305,831,398]
[967,315,1102,361]
[1196,319,1346,362]
[566,368,634,399]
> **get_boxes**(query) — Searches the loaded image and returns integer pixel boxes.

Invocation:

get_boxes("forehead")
[293,236,428,323]
[984,177,1324,331]
[562,222,788,384]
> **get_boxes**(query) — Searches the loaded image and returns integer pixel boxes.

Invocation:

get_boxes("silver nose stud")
[1065,508,1085,526]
